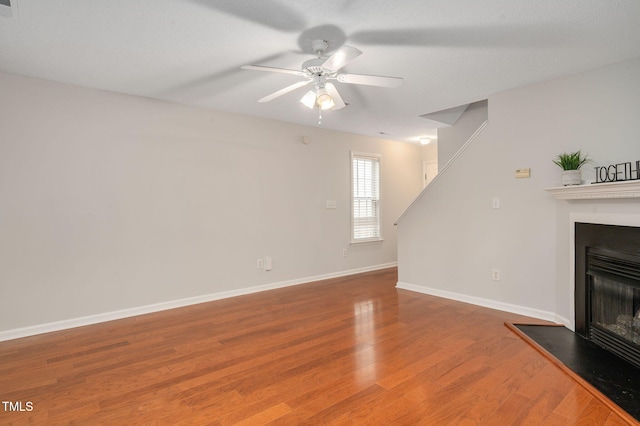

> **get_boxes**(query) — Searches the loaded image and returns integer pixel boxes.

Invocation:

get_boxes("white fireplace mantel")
[545,180,640,200]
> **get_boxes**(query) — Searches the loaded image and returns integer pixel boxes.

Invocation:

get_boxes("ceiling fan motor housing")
[302,58,329,75]
[311,74,327,89]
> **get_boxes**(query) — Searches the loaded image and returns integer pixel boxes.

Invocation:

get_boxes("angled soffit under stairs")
[419,104,471,128]
[0,0,19,19]
[419,100,489,128]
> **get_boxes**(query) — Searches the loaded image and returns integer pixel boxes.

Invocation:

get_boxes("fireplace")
[575,222,640,368]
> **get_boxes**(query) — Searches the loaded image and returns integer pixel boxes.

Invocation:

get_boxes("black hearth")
[575,222,640,369]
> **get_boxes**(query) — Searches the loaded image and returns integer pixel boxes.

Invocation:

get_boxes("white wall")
[397,57,640,323]
[0,72,424,336]
[437,100,488,167]
[421,143,437,165]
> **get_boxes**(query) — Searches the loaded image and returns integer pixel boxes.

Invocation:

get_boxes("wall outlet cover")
[492,269,501,281]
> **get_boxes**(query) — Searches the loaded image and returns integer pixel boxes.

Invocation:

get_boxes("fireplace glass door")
[587,249,640,368]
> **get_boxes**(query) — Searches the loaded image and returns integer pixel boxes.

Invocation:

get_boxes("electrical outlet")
[257,258,263,269]
[492,269,501,281]
[343,249,347,257]
[264,256,272,271]
[492,197,500,209]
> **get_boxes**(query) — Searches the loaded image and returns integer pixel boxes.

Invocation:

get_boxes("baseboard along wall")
[0,262,397,342]
[396,281,560,324]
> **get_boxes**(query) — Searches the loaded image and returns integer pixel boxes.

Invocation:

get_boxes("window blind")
[352,153,380,241]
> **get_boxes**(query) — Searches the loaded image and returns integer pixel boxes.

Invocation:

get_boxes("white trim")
[349,238,384,245]
[350,151,382,160]
[567,212,640,332]
[0,262,397,342]
[395,120,488,225]
[555,314,572,328]
[396,281,558,323]
[545,180,640,200]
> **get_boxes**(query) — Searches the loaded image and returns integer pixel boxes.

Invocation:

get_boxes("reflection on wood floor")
[0,268,631,425]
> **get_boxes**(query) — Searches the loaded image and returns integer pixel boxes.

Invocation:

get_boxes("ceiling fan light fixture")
[300,90,317,109]
[316,88,334,110]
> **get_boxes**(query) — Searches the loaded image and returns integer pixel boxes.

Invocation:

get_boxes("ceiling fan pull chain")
[318,106,322,125]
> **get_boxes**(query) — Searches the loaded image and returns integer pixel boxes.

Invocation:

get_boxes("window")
[351,152,381,243]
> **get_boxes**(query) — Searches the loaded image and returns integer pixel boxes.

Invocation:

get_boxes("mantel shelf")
[545,180,640,200]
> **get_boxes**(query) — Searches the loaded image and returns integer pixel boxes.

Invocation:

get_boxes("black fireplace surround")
[575,222,640,369]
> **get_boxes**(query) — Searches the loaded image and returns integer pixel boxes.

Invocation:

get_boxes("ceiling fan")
[241,39,403,119]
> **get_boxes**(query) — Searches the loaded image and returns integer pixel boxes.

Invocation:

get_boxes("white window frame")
[350,151,383,244]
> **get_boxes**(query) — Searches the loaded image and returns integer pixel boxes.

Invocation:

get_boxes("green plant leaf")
[553,151,590,170]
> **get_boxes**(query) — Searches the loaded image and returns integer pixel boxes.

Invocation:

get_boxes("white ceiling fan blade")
[258,80,310,103]
[241,65,306,77]
[325,83,345,110]
[336,73,403,88]
[322,46,362,71]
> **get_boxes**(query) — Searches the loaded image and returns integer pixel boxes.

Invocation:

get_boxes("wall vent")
[0,0,19,19]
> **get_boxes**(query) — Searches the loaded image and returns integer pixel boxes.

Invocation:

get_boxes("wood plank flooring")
[0,268,634,425]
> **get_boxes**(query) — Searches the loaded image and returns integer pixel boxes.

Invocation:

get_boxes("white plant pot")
[561,169,582,186]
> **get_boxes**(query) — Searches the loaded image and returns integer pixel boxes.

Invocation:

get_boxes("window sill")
[350,238,384,245]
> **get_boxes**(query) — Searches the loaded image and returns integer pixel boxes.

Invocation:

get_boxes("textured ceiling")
[1,0,640,143]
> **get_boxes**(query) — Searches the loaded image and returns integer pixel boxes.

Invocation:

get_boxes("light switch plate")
[325,200,337,209]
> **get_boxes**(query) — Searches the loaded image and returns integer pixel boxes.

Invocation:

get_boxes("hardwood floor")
[0,268,633,425]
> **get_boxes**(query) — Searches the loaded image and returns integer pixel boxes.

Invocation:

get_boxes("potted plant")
[553,151,590,186]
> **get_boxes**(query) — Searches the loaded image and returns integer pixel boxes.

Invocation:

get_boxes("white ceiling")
[2,0,640,143]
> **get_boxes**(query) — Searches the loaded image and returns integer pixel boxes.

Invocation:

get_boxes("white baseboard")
[554,314,572,330]
[396,281,559,323]
[0,262,397,342]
